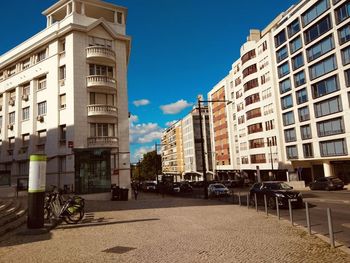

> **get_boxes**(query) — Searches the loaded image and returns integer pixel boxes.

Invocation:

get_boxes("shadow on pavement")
[0,231,53,248]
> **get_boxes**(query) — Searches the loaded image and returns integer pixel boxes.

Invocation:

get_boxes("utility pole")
[198,97,208,199]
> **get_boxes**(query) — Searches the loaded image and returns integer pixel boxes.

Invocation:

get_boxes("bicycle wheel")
[64,206,84,224]
[44,207,51,220]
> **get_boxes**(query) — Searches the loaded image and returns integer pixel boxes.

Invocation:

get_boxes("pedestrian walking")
[133,184,139,200]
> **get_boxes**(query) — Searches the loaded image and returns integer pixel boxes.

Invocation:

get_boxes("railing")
[87,136,118,147]
[86,75,116,88]
[87,104,118,117]
[86,46,116,61]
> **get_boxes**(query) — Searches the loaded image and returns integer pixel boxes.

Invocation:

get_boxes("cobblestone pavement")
[0,193,349,263]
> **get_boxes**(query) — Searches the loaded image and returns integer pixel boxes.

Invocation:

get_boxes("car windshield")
[213,184,225,188]
[266,182,292,190]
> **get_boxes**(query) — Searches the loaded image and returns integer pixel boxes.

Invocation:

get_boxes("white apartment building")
[0,0,131,194]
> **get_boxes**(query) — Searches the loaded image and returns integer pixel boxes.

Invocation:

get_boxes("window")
[276,46,288,63]
[241,50,256,65]
[320,139,347,156]
[265,120,275,131]
[345,69,350,86]
[243,78,258,92]
[89,37,112,48]
[304,15,332,44]
[284,128,297,142]
[298,106,310,122]
[247,123,263,134]
[37,49,46,62]
[38,76,46,90]
[279,78,292,94]
[278,62,290,78]
[275,30,286,48]
[245,93,260,106]
[60,94,66,109]
[292,53,304,70]
[306,35,334,62]
[263,104,274,115]
[262,87,272,99]
[37,130,47,145]
[90,123,116,137]
[335,1,350,24]
[341,45,350,65]
[314,96,342,117]
[294,71,306,87]
[7,66,16,77]
[59,65,66,80]
[246,108,261,120]
[38,101,47,116]
[242,64,257,78]
[9,112,15,124]
[8,137,15,149]
[302,0,330,26]
[22,58,30,70]
[286,145,298,159]
[288,19,300,37]
[89,64,113,77]
[290,36,302,54]
[296,88,308,104]
[117,12,123,24]
[59,125,66,141]
[338,23,350,44]
[303,143,314,158]
[281,95,293,109]
[250,154,266,164]
[317,117,344,137]
[22,107,29,121]
[22,84,30,96]
[283,111,295,126]
[22,133,30,147]
[312,75,339,98]
[301,125,312,140]
[309,55,337,80]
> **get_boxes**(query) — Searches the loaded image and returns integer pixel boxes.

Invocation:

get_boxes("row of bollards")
[235,192,336,249]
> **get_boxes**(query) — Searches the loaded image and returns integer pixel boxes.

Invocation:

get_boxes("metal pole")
[155,143,158,185]
[327,208,335,248]
[264,195,268,216]
[198,98,208,199]
[238,192,241,206]
[255,193,258,212]
[288,199,293,226]
[276,197,280,220]
[305,202,311,235]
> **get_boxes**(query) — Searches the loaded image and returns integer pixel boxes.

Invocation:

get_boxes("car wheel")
[268,197,276,210]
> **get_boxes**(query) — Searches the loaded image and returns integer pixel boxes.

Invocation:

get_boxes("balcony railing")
[86,46,116,62]
[87,104,118,118]
[87,136,118,148]
[86,75,116,89]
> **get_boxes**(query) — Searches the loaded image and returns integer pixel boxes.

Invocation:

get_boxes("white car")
[208,183,230,198]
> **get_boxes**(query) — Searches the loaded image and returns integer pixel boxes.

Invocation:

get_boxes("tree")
[140,151,161,181]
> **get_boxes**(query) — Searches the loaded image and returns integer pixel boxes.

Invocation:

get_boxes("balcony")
[86,75,116,90]
[87,136,118,148]
[86,46,116,62]
[87,104,118,118]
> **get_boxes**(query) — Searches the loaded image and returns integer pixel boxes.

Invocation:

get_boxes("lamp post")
[197,96,230,199]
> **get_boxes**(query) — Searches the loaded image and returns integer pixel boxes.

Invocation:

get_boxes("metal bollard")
[247,194,250,209]
[255,193,258,212]
[327,208,335,248]
[264,195,268,216]
[288,199,293,226]
[276,197,280,220]
[238,192,241,206]
[305,202,311,235]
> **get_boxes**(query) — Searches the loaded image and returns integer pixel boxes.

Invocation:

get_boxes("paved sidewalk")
[0,193,349,263]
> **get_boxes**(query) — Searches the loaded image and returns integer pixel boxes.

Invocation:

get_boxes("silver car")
[208,183,231,198]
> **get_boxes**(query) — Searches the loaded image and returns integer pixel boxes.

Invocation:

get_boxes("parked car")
[208,183,230,198]
[172,183,181,193]
[141,182,157,192]
[309,177,344,191]
[180,182,193,193]
[249,181,303,209]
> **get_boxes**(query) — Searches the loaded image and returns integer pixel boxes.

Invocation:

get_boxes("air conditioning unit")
[7,124,13,130]
[22,94,29,101]
[9,99,15,106]
[59,79,65,86]
[37,115,44,122]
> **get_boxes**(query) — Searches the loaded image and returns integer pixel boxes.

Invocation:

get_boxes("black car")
[249,181,303,209]
[180,182,193,193]
[309,177,344,191]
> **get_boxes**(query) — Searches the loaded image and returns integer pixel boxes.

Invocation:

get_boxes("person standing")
[133,184,139,200]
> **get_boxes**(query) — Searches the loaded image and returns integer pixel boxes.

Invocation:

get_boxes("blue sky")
[0,0,297,163]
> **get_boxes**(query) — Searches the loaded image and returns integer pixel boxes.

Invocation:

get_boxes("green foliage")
[131,151,161,181]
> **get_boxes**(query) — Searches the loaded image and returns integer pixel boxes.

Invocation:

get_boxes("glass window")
[296,88,308,104]
[22,107,29,121]
[276,46,288,63]
[286,145,298,159]
[302,0,330,26]
[288,19,300,37]
[292,53,304,70]
[301,125,312,140]
[294,71,306,87]
[317,117,344,137]
[335,1,350,24]
[38,101,47,116]
[298,106,310,122]
[284,128,297,142]
[60,125,66,141]
[341,45,350,65]
[59,65,66,80]
[37,50,46,62]
[320,139,347,156]
[338,23,350,44]
[312,75,339,98]
[304,15,332,44]
[303,143,314,158]
[281,95,293,109]
[275,30,287,48]
[9,112,15,124]
[309,55,337,80]
[314,96,342,117]
[306,35,334,62]
[60,94,66,109]
[345,68,350,86]
[38,76,46,90]
[278,62,290,78]
[290,36,302,54]
[279,78,292,94]
[283,111,295,126]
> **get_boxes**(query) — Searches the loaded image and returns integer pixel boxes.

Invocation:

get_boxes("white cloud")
[129,114,139,124]
[130,122,163,144]
[133,99,150,107]
[131,146,154,163]
[160,99,192,115]
[165,120,178,127]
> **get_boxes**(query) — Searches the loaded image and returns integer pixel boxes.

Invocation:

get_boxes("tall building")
[0,0,131,193]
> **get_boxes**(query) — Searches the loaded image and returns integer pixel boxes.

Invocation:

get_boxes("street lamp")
[197,96,230,199]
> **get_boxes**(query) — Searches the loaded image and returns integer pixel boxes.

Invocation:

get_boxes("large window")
[250,154,266,164]
[312,75,339,98]
[38,76,46,91]
[242,64,257,78]
[309,55,337,80]
[283,111,295,126]
[22,107,29,121]
[296,88,308,104]
[303,143,314,158]
[280,78,292,94]
[306,35,334,62]
[341,45,350,65]
[9,112,15,124]
[38,101,47,116]
[294,71,306,87]
[284,128,297,142]
[90,123,116,137]
[281,95,293,109]
[286,145,298,159]
[288,19,300,37]
[301,124,312,140]
[275,30,286,48]
[247,123,263,134]
[276,46,288,63]
[302,0,330,26]
[304,15,332,44]
[320,139,347,156]
[89,64,113,77]
[290,36,302,54]
[338,23,350,44]
[314,96,342,117]
[292,53,304,70]
[335,1,350,24]
[317,117,344,137]
[298,106,310,122]
[243,78,258,92]
[278,62,290,78]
